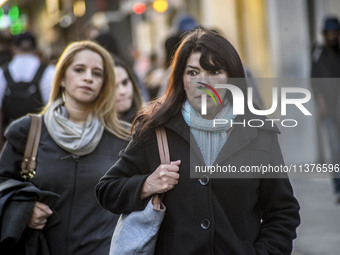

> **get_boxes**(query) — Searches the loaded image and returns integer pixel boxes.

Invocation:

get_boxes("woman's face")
[115,66,134,113]
[183,52,228,119]
[62,49,104,107]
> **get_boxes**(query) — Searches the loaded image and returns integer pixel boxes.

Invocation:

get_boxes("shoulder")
[102,129,130,147]
[311,44,325,63]
[4,115,32,149]
[42,64,55,78]
[0,67,5,87]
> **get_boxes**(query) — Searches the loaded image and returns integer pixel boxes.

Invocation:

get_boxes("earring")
[61,86,66,104]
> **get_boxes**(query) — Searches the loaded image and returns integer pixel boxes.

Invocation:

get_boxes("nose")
[84,69,93,82]
[197,72,208,79]
[117,84,126,95]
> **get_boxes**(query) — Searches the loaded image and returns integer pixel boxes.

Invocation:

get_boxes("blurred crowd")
[0,10,339,255]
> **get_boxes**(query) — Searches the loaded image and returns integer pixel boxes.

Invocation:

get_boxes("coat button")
[200,219,210,230]
[198,175,209,186]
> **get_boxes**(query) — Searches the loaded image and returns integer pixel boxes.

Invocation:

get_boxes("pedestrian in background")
[0,30,12,67]
[0,41,130,254]
[96,28,300,255]
[114,57,143,123]
[311,16,340,203]
[0,32,55,148]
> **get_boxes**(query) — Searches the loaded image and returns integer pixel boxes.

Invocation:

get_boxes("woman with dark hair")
[114,58,143,123]
[96,29,300,254]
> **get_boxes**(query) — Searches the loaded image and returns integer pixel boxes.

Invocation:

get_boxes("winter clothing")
[0,179,60,255]
[96,111,300,255]
[0,115,128,255]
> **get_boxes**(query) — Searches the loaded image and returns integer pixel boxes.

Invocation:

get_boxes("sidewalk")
[291,177,340,255]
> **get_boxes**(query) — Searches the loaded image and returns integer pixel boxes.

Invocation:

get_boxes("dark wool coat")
[96,112,300,255]
[0,179,60,255]
[0,116,128,255]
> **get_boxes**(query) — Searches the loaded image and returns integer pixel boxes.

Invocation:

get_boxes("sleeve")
[0,68,7,108]
[0,116,31,182]
[95,133,154,214]
[254,134,301,255]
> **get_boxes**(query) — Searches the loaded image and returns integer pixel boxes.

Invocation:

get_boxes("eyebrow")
[186,65,200,70]
[73,63,104,72]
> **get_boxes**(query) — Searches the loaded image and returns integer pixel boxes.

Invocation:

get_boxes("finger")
[163,164,180,172]
[166,178,179,186]
[165,184,176,192]
[170,160,181,166]
[32,221,47,230]
[28,218,47,229]
[35,202,53,215]
[166,172,180,180]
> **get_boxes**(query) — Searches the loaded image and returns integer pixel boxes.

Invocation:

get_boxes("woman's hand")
[28,201,53,230]
[140,160,181,199]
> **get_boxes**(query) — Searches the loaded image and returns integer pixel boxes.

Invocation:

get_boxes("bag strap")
[155,127,170,164]
[153,127,170,210]
[31,64,47,85]
[21,114,42,181]
[3,65,15,85]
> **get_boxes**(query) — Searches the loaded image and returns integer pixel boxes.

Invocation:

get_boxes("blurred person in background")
[155,14,199,99]
[96,28,300,255]
[92,33,150,102]
[144,52,164,100]
[0,41,130,254]
[311,16,340,203]
[115,57,143,123]
[0,30,12,67]
[0,31,55,148]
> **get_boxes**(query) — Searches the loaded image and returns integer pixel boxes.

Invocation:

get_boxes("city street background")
[1,0,340,254]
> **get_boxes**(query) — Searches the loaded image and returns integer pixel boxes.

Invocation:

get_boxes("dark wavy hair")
[133,28,247,138]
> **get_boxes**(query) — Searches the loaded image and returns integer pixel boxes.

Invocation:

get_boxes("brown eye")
[187,70,197,76]
[122,78,129,86]
[211,70,221,75]
[74,68,84,73]
[94,72,103,77]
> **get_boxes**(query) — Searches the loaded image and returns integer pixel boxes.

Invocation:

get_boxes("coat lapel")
[214,115,258,165]
[164,113,206,166]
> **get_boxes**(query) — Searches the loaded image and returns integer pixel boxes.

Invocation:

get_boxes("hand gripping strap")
[153,128,170,210]
[21,114,42,180]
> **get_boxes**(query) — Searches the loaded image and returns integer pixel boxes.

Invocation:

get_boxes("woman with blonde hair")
[0,40,130,254]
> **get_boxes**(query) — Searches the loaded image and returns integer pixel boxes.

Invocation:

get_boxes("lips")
[117,97,129,103]
[79,86,93,92]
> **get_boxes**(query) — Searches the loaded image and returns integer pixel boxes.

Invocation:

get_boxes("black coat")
[0,116,129,255]
[0,179,60,255]
[96,112,300,255]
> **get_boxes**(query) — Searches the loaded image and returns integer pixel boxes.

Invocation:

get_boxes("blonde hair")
[42,40,131,140]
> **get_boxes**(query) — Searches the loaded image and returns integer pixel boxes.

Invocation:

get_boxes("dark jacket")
[311,45,340,120]
[0,116,129,255]
[0,179,60,255]
[96,112,300,255]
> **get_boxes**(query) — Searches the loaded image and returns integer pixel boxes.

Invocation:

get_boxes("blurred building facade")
[1,0,339,76]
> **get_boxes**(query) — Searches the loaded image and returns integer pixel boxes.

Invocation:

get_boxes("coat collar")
[163,111,280,165]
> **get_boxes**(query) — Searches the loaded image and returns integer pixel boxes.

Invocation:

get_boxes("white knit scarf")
[44,98,104,156]
[182,100,235,166]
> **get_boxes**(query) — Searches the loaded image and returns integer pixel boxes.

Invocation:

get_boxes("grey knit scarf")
[44,98,104,156]
[182,100,235,166]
